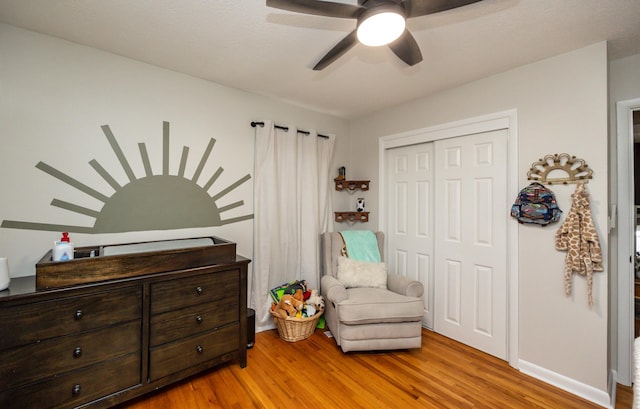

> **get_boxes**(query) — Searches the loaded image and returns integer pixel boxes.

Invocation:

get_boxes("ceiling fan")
[265,0,483,70]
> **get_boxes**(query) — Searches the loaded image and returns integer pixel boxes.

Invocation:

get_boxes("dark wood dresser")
[0,256,249,408]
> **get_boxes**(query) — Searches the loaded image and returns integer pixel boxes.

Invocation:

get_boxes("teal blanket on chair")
[339,231,381,262]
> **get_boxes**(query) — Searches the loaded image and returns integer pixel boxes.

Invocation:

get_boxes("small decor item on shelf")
[335,166,346,181]
[356,197,365,212]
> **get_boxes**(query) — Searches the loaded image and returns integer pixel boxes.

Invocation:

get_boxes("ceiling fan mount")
[265,0,483,70]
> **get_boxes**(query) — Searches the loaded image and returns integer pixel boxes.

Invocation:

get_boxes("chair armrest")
[387,273,424,298]
[321,275,347,303]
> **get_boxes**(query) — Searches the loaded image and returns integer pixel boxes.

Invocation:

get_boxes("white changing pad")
[102,237,214,256]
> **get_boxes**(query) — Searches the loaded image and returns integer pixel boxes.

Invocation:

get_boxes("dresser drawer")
[150,299,238,347]
[0,320,140,391]
[0,353,140,409]
[149,323,239,380]
[0,286,142,350]
[151,269,239,314]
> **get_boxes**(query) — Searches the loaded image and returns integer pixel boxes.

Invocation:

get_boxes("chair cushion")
[337,256,387,289]
[337,287,424,325]
[339,321,422,342]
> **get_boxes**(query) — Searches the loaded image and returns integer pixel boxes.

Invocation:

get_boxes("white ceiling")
[1,0,640,119]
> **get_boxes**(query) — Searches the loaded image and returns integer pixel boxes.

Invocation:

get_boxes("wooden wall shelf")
[334,180,370,192]
[335,212,369,223]
[334,178,370,223]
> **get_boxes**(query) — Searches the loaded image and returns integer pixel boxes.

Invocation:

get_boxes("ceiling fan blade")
[266,0,363,19]
[402,0,483,18]
[313,30,358,70]
[388,29,423,66]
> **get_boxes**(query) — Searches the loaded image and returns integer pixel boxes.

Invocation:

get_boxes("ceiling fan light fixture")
[267,0,481,69]
[357,9,406,47]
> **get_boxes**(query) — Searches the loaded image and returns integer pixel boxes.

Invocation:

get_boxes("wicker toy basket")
[270,308,324,342]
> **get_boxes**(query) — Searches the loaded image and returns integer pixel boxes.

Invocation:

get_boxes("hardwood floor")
[121,328,630,409]
[618,384,633,408]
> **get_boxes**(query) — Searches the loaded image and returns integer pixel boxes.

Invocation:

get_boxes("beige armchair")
[320,231,424,352]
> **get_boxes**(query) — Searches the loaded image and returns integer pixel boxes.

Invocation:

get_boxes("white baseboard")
[518,359,611,408]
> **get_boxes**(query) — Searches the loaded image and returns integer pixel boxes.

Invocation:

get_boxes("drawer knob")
[72,384,81,396]
[73,347,82,358]
[195,315,203,324]
[196,345,204,354]
[195,286,203,295]
[74,309,83,320]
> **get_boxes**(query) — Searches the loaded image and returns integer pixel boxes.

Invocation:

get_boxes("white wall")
[610,54,640,103]
[349,42,609,398]
[0,24,349,280]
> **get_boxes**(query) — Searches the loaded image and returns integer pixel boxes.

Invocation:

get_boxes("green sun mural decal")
[1,121,253,233]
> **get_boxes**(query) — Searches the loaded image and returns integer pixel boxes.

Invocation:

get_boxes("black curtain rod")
[250,121,329,139]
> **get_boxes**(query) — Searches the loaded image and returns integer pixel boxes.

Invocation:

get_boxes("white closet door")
[434,129,508,359]
[386,143,435,328]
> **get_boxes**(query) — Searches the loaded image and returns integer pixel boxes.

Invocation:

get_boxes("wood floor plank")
[119,328,629,409]
[618,384,633,408]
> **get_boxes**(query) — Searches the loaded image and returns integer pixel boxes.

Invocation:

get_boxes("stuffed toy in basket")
[269,282,325,342]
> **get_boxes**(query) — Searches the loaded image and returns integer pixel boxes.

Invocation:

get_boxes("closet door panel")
[434,129,508,360]
[386,142,435,327]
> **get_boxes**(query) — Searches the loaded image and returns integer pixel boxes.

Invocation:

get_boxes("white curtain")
[252,120,336,331]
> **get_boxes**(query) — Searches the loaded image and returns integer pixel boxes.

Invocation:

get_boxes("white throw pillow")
[337,256,387,289]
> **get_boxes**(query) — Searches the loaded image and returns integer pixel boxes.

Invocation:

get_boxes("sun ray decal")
[1,122,253,233]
